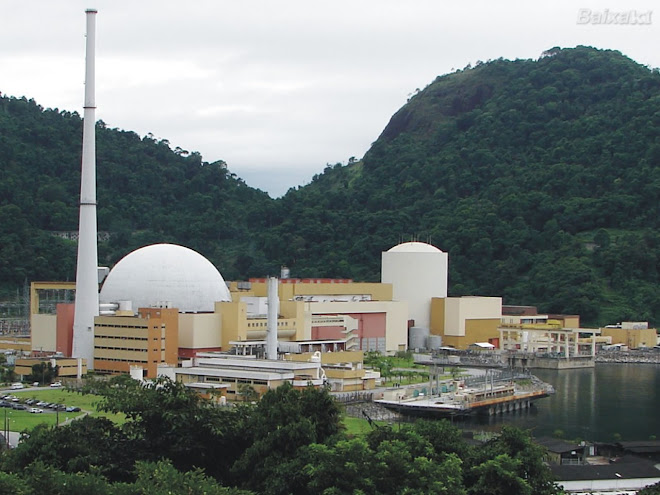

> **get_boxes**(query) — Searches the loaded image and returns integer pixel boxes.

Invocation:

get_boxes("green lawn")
[2,387,125,432]
[342,416,389,436]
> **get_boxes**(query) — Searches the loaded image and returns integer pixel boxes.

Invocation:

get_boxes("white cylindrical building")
[72,9,99,370]
[381,241,448,330]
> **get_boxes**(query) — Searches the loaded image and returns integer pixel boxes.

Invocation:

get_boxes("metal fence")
[332,391,374,404]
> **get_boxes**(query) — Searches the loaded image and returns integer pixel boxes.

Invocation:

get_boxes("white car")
[29,408,43,414]
[50,382,62,388]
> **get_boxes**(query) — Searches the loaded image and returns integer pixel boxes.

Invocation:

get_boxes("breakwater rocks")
[596,350,660,364]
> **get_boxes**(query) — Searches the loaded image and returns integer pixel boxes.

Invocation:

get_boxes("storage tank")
[427,334,443,350]
[409,326,430,351]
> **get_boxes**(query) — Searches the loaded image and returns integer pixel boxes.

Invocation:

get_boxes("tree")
[469,454,532,495]
[82,374,242,482]
[130,460,253,495]
[237,383,258,403]
[470,427,562,495]
[26,362,58,385]
[229,383,342,493]
[1,416,134,482]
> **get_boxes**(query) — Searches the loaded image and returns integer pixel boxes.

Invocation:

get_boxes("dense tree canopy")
[1,46,659,325]
[0,376,562,494]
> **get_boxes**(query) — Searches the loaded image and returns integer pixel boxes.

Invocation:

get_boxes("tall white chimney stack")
[266,277,279,360]
[72,9,99,371]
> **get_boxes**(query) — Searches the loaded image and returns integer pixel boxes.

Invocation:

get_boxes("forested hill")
[270,46,660,326]
[1,46,659,326]
[0,96,275,289]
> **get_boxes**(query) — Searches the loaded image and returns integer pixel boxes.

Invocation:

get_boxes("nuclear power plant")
[20,9,565,398]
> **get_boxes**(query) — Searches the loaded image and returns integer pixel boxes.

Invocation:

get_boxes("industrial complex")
[4,9,656,403]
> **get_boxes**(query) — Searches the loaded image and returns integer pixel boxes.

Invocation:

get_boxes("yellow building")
[30,281,77,355]
[214,298,306,353]
[218,279,407,354]
[169,353,325,401]
[14,357,86,380]
[228,279,393,302]
[0,338,32,354]
[600,322,658,349]
[430,296,502,349]
[284,350,377,391]
[94,307,178,378]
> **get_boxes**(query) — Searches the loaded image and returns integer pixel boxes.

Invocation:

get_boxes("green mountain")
[0,96,276,289]
[269,46,660,325]
[1,46,658,326]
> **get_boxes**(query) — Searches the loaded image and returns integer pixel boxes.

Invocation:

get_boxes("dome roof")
[387,241,443,253]
[100,243,231,312]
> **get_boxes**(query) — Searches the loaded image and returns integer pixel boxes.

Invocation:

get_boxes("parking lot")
[0,394,81,414]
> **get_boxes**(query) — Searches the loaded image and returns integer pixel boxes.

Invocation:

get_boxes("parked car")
[10,383,24,390]
[36,401,48,407]
[50,381,62,388]
[29,408,43,414]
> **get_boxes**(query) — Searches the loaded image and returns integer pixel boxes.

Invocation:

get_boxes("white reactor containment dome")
[386,241,444,254]
[381,241,448,330]
[100,243,231,313]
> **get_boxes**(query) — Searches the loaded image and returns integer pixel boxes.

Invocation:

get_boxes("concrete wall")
[55,303,75,356]
[241,281,393,302]
[305,300,408,353]
[444,297,502,337]
[430,298,446,335]
[442,318,501,349]
[179,312,222,350]
[31,314,57,353]
[600,327,658,349]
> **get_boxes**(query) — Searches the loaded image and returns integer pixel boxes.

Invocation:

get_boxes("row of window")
[96,324,149,329]
[95,335,149,341]
[246,321,296,328]
[94,346,164,352]
[95,358,149,364]
[204,376,267,385]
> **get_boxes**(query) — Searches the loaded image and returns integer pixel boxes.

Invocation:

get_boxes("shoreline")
[595,350,660,365]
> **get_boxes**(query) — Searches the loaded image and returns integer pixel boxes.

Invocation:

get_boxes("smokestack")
[266,277,279,360]
[72,9,99,371]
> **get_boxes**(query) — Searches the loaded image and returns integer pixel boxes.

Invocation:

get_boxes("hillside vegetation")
[0,46,658,326]
[270,46,660,325]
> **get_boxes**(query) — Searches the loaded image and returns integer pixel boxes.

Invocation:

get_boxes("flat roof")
[183,382,230,390]
[196,357,320,371]
[551,456,660,481]
[177,367,295,381]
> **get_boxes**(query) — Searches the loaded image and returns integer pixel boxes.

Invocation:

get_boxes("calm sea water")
[462,363,660,442]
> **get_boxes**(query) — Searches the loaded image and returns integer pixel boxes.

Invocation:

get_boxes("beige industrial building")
[600,322,658,349]
[284,350,378,392]
[14,356,86,380]
[160,352,326,401]
[94,307,179,378]
[430,296,503,349]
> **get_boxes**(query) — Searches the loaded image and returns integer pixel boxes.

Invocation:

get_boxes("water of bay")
[463,363,660,442]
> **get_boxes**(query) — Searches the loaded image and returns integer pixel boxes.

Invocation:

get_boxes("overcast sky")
[1,1,658,197]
